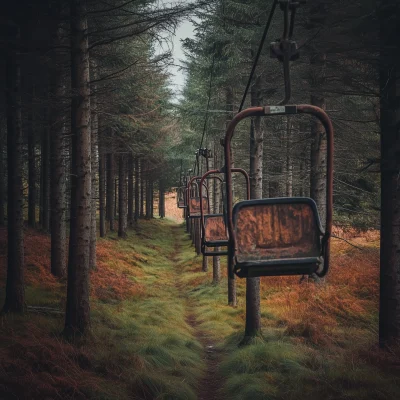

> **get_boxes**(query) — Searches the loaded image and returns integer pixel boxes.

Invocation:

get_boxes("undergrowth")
[0,216,399,399]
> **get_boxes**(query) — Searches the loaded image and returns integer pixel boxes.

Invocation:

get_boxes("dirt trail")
[169,224,225,400]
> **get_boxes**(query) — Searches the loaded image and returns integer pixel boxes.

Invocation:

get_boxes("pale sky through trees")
[169,19,195,101]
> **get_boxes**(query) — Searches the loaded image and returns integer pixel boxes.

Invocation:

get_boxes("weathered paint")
[205,215,228,242]
[235,203,320,263]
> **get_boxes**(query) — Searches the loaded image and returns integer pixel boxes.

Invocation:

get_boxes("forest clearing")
[1,0,400,399]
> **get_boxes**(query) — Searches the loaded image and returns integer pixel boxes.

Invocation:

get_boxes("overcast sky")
[168,19,196,101]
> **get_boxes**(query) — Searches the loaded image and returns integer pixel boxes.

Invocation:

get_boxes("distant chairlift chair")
[223,105,334,279]
[199,168,250,257]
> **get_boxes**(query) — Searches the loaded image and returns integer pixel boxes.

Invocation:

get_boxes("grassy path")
[1,218,399,399]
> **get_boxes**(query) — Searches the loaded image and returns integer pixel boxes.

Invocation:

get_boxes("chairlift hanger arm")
[223,104,334,278]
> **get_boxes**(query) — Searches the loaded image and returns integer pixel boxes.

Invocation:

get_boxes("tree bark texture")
[242,81,263,342]
[118,154,127,237]
[64,0,91,337]
[0,121,6,226]
[379,0,400,348]
[134,158,139,222]
[90,62,98,269]
[3,25,25,313]
[27,86,36,228]
[41,114,50,232]
[49,30,67,278]
[310,52,327,226]
[128,153,134,226]
[99,150,106,237]
[107,150,114,231]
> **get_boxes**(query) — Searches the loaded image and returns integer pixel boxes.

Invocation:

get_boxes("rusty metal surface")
[223,104,334,277]
[235,203,320,263]
[205,215,228,242]
[189,197,209,216]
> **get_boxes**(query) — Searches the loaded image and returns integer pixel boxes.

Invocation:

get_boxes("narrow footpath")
[169,224,225,400]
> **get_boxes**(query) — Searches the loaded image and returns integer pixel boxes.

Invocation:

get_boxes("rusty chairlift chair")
[224,105,333,278]
[199,169,250,256]
[176,186,186,209]
[186,176,210,254]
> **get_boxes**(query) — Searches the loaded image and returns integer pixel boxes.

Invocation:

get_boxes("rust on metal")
[189,197,209,217]
[235,203,319,263]
[204,215,228,242]
[223,104,334,277]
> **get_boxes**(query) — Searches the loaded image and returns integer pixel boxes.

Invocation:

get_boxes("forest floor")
[0,207,400,399]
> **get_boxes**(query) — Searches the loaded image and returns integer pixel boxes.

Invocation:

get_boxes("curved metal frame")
[186,176,210,218]
[224,104,334,278]
[176,186,186,208]
[199,168,251,257]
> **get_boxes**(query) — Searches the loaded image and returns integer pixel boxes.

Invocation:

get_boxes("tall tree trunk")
[99,147,106,237]
[64,0,91,337]
[159,177,165,218]
[379,0,400,348]
[118,154,127,237]
[89,61,98,269]
[226,86,237,307]
[3,24,25,313]
[145,176,151,219]
[27,86,36,228]
[286,119,293,197]
[106,149,114,231]
[241,81,263,344]
[50,27,67,278]
[0,120,6,226]
[41,115,50,232]
[140,160,144,217]
[128,153,134,226]
[212,140,221,283]
[134,158,139,222]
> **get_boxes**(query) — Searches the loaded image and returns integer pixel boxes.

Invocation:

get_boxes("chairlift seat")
[203,214,228,246]
[189,196,209,218]
[232,197,324,278]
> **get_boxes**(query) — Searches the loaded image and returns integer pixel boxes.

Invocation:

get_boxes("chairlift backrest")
[186,176,210,217]
[223,105,334,278]
[199,168,250,244]
[233,198,323,264]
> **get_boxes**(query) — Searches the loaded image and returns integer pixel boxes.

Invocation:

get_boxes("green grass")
[0,218,399,399]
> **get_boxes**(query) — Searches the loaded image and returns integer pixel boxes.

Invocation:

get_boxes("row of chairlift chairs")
[177,104,334,280]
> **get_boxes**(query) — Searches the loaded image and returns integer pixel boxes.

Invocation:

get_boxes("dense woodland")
[0,0,399,399]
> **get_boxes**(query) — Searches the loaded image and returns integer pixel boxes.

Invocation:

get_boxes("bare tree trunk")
[41,116,50,232]
[50,26,67,278]
[241,80,263,344]
[27,86,36,228]
[89,62,98,269]
[64,0,91,337]
[106,147,114,231]
[0,120,6,226]
[150,180,154,218]
[140,160,144,217]
[286,118,293,197]
[379,0,400,348]
[118,154,127,237]
[134,158,139,222]
[128,153,134,226]
[99,150,106,237]
[2,24,25,313]
[212,140,221,283]
[310,52,327,226]
[226,86,237,306]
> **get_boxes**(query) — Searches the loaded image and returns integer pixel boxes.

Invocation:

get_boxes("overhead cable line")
[194,49,216,175]
[238,0,278,112]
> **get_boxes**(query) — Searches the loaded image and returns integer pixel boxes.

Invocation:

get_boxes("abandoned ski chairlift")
[199,168,250,256]
[224,105,333,278]
[186,176,210,218]
[176,186,186,208]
